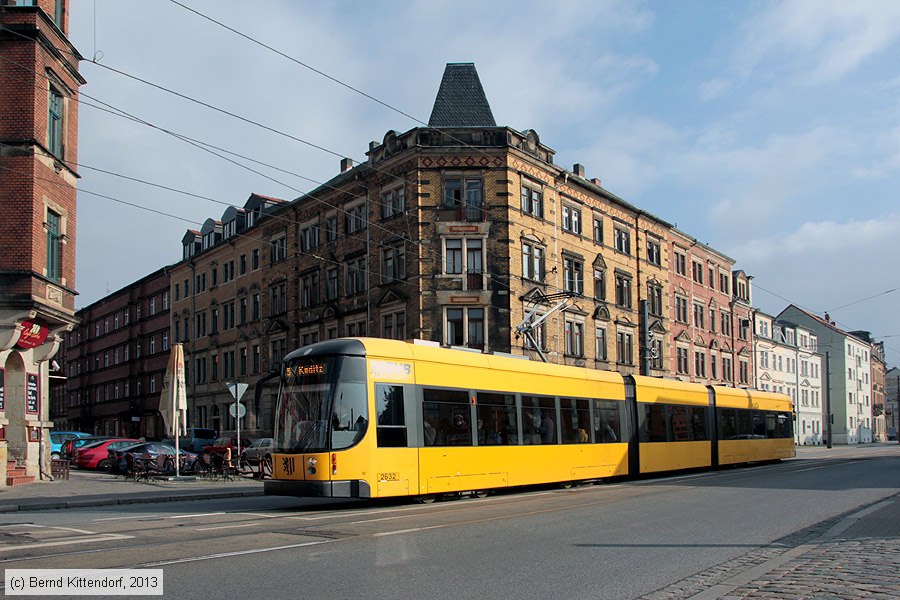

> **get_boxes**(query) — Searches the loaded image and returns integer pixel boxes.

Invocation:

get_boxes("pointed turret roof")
[428,63,496,128]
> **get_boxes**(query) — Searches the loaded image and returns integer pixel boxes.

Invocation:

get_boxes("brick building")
[668,229,741,385]
[169,64,706,437]
[55,267,173,438]
[0,0,84,483]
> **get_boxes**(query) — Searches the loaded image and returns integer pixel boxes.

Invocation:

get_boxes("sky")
[67,0,900,367]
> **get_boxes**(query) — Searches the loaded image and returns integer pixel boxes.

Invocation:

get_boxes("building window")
[382,244,406,284]
[383,311,406,340]
[647,283,663,317]
[521,186,543,218]
[615,272,632,308]
[593,217,603,244]
[563,256,584,295]
[325,215,338,242]
[239,347,247,376]
[239,254,247,275]
[595,327,607,361]
[48,85,63,157]
[693,303,705,329]
[739,359,749,384]
[270,281,287,315]
[674,250,687,276]
[194,312,206,338]
[251,249,260,270]
[646,238,661,266]
[564,320,584,357]
[614,227,631,255]
[523,311,546,351]
[162,331,169,351]
[300,331,319,347]
[445,307,485,350]
[300,223,319,252]
[239,297,247,324]
[616,330,634,365]
[719,272,729,294]
[346,256,367,296]
[46,210,62,281]
[562,205,582,235]
[252,345,260,373]
[210,307,219,334]
[270,235,287,263]
[695,351,706,378]
[692,261,704,284]
[709,309,716,333]
[650,339,663,370]
[251,293,260,320]
[522,242,546,282]
[445,239,463,274]
[445,239,484,289]
[721,312,732,336]
[300,270,320,308]
[345,318,367,337]
[443,177,484,221]
[675,296,689,323]
[326,267,339,300]
[723,356,733,381]
[345,203,367,234]
[593,268,606,300]
[677,347,689,374]
[380,186,406,219]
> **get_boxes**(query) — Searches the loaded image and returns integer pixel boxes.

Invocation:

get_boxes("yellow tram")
[265,338,794,500]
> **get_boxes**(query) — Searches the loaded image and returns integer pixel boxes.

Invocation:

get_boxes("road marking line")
[164,512,226,519]
[373,525,445,537]
[231,512,282,519]
[793,464,831,472]
[0,533,133,553]
[195,523,258,531]
[93,514,162,522]
[135,540,331,566]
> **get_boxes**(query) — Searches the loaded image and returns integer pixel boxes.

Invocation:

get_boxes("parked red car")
[203,436,252,459]
[74,438,141,470]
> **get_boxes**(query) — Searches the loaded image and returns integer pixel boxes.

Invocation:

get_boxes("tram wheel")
[416,494,438,504]
[471,490,490,498]
[558,481,575,490]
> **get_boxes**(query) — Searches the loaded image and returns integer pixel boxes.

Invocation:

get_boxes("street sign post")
[226,382,249,462]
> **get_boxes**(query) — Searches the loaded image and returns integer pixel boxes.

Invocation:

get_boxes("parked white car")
[241,437,273,466]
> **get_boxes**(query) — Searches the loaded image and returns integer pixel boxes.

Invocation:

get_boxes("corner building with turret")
[172,64,757,436]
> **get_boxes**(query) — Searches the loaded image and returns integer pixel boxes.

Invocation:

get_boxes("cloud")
[734,0,900,84]
[699,78,732,101]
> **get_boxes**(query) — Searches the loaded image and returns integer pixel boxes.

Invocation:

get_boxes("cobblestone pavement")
[640,495,900,600]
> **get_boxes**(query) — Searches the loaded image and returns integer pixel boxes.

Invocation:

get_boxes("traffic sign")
[226,382,249,401]
[229,403,246,418]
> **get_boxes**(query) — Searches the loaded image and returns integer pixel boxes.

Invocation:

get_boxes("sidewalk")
[0,469,264,513]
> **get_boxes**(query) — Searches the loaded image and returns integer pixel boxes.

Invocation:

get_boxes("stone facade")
[0,0,83,482]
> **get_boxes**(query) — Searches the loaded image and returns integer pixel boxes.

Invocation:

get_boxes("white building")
[778,306,872,445]
[755,312,823,444]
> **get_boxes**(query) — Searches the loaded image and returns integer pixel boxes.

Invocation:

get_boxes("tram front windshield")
[273,355,368,453]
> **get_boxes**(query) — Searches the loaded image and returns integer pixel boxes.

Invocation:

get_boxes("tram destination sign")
[284,361,327,384]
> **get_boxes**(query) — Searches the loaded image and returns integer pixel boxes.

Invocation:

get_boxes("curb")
[0,489,265,513]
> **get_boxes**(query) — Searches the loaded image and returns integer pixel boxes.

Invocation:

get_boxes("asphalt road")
[2,445,898,600]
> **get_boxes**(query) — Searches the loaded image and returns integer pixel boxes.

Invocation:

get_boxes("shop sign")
[26,372,39,414]
[17,319,50,349]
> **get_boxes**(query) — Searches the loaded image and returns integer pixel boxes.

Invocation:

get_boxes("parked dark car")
[162,428,218,453]
[108,442,197,475]
[74,438,141,470]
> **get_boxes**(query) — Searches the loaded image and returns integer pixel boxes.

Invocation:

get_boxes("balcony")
[466,272,485,291]
[452,205,486,222]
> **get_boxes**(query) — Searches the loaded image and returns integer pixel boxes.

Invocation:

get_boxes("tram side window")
[476,392,517,445]
[751,411,767,439]
[719,408,738,440]
[423,388,471,446]
[593,400,621,443]
[671,405,692,441]
[692,407,709,441]
[737,410,753,438]
[522,395,558,444]
[774,412,793,439]
[375,384,407,448]
[641,404,669,442]
[560,397,590,444]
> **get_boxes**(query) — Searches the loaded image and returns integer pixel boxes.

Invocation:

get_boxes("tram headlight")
[307,457,317,475]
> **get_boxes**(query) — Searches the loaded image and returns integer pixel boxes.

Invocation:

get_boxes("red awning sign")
[16,319,50,349]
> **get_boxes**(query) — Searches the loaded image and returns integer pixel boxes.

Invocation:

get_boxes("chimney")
[340,158,354,172]
[573,163,586,177]
[369,141,378,151]
[591,177,602,187]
